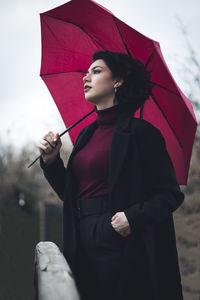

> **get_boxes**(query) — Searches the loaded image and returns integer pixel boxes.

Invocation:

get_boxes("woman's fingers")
[38,141,51,154]
[47,132,61,147]
[111,214,118,221]
[44,138,56,149]
[55,132,61,143]
[37,131,62,165]
[43,132,57,147]
[39,132,58,153]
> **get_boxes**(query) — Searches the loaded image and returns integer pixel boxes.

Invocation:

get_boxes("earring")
[114,87,117,93]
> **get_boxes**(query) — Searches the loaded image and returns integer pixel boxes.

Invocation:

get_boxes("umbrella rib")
[145,49,156,69]
[44,14,182,99]
[43,14,107,50]
[41,72,181,99]
[43,17,61,44]
[41,70,87,76]
[144,49,181,98]
[151,92,183,148]
[151,82,181,97]
[111,18,180,98]
[112,16,133,57]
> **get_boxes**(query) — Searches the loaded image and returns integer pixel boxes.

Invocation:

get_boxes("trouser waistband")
[76,195,110,219]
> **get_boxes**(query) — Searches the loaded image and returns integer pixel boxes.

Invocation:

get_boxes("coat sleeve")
[40,127,86,201]
[40,152,66,201]
[123,122,185,232]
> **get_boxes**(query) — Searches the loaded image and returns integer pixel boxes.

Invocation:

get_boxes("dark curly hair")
[92,50,153,117]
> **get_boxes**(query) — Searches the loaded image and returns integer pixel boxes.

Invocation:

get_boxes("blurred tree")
[171,16,200,300]
[175,14,200,122]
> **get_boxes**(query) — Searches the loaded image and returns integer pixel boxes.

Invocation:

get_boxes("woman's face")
[83,59,118,106]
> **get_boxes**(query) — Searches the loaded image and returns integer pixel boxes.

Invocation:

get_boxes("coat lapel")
[66,109,133,197]
[66,120,98,169]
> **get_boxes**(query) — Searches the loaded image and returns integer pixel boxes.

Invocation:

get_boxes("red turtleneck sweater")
[71,104,121,200]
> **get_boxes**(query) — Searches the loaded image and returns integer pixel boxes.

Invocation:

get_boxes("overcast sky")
[1,0,199,153]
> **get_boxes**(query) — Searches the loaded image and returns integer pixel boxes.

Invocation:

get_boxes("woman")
[38,50,185,300]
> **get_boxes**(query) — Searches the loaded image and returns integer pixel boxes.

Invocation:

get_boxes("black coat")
[40,109,185,300]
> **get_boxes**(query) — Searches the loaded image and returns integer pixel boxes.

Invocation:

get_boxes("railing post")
[34,241,81,300]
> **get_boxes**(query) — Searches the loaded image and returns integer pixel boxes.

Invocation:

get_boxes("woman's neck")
[95,98,119,110]
[94,104,121,126]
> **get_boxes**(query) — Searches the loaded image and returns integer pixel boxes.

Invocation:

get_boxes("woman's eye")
[94,70,101,74]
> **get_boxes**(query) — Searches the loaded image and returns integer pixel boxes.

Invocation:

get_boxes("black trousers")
[73,195,153,300]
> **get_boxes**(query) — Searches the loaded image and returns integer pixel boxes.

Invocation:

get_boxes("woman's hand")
[111,212,132,237]
[37,131,62,165]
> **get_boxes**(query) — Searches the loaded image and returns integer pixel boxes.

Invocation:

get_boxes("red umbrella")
[38,0,197,185]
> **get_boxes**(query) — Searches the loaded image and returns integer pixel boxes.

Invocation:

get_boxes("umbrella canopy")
[39,0,197,185]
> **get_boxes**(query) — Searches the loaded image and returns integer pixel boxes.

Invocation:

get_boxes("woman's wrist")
[42,156,56,166]
[40,153,60,170]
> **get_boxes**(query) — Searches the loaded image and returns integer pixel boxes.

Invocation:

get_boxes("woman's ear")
[114,78,124,89]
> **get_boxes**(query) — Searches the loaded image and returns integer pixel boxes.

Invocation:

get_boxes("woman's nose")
[83,73,91,83]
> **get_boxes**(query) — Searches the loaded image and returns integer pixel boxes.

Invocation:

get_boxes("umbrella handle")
[27,108,95,168]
